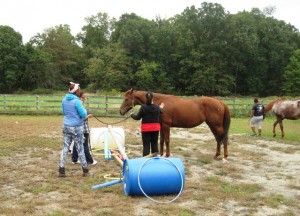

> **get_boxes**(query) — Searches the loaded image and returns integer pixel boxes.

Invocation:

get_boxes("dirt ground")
[0,116,299,216]
[172,124,300,216]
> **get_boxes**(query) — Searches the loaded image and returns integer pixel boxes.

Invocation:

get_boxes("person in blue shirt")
[71,92,97,166]
[249,98,265,136]
[58,82,90,177]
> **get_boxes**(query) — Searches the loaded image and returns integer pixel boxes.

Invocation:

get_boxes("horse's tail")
[221,103,231,145]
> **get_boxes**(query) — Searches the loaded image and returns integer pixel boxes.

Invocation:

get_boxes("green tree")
[226,10,263,95]
[171,3,234,95]
[226,7,299,96]
[259,16,299,96]
[111,13,156,69]
[21,44,53,89]
[30,24,82,89]
[77,12,112,49]
[83,43,131,92]
[282,49,300,95]
[0,25,25,93]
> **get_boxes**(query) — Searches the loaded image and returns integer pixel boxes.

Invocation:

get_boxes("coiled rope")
[137,157,184,204]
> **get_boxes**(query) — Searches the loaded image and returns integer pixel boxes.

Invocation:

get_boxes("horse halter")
[125,91,135,113]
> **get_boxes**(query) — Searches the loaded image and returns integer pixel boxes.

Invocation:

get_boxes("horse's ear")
[130,88,133,93]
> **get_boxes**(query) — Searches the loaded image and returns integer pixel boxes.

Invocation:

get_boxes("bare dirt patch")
[0,116,299,215]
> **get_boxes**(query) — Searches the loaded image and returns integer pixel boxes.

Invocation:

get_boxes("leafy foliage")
[1,2,300,96]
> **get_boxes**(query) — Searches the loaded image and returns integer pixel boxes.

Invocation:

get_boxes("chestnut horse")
[265,98,300,138]
[119,89,231,160]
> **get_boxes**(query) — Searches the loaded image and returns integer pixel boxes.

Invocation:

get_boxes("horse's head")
[119,89,135,116]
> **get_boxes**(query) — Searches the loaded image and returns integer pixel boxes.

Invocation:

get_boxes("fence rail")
[0,94,275,117]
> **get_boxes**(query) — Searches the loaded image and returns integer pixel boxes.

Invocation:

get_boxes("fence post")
[4,95,6,110]
[105,95,108,116]
[36,96,39,110]
[233,98,236,117]
[86,96,90,111]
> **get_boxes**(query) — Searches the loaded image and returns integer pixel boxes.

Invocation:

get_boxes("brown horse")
[264,98,300,138]
[119,89,231,160]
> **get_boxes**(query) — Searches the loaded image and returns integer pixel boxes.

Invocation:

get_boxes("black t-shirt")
[252,104,264,116]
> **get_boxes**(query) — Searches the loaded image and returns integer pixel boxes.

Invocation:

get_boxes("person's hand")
[160,102,165,108]
[84,114,93,120]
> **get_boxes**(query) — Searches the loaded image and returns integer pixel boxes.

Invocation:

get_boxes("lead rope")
[92,94,136,125]
[93,115,131,125]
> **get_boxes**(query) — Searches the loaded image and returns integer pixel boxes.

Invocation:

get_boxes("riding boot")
[58,167,66,177]
[82,167,90,177]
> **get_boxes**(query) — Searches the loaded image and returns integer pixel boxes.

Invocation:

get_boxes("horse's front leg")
[159,128,165,156]
[165,130,171,157]
[161,125,171,157]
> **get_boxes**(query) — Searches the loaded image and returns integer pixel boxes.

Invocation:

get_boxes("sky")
[1,0,299,43]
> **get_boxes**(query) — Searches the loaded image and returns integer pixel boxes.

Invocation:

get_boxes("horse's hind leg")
[209,125,222,159]
[273,119,279,137]
[279,120,284,138]
[223,143,228,160]
[214,142,221,159]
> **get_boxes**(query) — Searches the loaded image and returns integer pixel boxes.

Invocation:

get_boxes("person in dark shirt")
[71,92,97,166]
[249,98,265,136]
[131,92,164,157]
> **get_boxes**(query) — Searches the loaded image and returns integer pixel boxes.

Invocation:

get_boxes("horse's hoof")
[222,158,228,163]
[214,155,220,160]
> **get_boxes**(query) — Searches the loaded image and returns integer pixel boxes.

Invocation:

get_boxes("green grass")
[230,117,300,143]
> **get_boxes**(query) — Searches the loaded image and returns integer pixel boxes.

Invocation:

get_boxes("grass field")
[231,117,300,143]
[0,115,299,215]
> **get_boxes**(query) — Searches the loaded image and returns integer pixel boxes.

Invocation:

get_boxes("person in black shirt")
[249,98,264,136]
[131,92,164,157]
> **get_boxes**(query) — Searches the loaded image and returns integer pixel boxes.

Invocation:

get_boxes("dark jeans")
[72,133,94,164]
[141,131,159,156]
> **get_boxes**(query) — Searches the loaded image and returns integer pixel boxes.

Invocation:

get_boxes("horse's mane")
[264,98,286,113]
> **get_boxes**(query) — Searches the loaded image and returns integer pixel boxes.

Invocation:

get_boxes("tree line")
[1,2,300,96]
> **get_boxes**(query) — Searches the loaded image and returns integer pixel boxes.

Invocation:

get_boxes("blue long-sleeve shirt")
[62,93,87,127]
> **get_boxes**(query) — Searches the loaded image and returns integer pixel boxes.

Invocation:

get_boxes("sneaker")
[152,152,159,157]
[250,133,257,136]
[72,160,79,164]
[88,160,97,166]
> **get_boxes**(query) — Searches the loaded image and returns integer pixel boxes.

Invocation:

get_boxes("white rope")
[137,157,184,204]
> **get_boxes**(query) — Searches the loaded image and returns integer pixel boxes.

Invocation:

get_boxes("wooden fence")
[0,94,274,117]
[0,94,123,117]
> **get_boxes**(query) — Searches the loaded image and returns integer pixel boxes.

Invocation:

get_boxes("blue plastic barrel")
[122,157,185,196]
